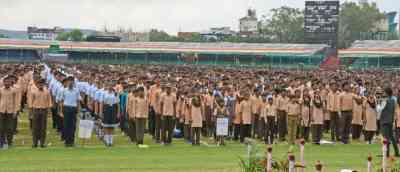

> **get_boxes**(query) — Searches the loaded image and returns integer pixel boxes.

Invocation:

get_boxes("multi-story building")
[239,8,259,37]
[27,26,63,40]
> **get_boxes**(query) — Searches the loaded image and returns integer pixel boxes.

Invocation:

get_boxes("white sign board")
[216,118,229,136]
[78,120,94,139]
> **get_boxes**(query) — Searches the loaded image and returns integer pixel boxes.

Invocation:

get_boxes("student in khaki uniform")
[126,87,137,143]
[183,95,192,142]
[213,96,227,146]
[233,96,242,141]
[300,94,311,142]
[30,79,52,148]
[311,91,324,145]
[203,91,214,137]
[327,83,341,142]
[351,89,363,140]
[190,95,203,146]
[363,94,377,144]
[153,85,163,143]
[160,86,176,145]
[239,92,252,143]
[339,83,354,144]
[263,96,276,144]
[134,87,148,145]
[0,76,17,149]
[396,99,400,141]
[250,91,262,139]
[286,90,301,145]
[276,89,289,141]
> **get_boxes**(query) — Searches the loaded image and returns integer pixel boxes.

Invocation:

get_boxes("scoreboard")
[305,1,339,33]
[305,1,339,47]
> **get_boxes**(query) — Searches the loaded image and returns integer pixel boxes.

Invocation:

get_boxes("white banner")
[216,118,229,136]
[78,120,94,139]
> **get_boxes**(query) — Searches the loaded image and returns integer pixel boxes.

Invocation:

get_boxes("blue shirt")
[61,88,81,107]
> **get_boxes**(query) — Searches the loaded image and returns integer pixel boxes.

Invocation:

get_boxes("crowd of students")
[0,63,400,156]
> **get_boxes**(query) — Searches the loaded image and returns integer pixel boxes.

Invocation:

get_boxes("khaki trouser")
[135,118,146,145]
[287,115,298,145]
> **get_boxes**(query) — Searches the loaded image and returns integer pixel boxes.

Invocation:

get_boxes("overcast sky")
[0,0,398,35]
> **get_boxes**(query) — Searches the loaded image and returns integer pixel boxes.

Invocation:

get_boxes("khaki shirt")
[287,101,301,116]
[161,94,176,116]
[135,97,149,119]
[340,92,354,111]
[0,87,17,114]
[327,91,340,112]
[240,100,252,124]
[31,88,52,109]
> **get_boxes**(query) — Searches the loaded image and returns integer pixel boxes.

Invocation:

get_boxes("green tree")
[56,32,70,41]
[338,2,385,48]
[149,29,172,42]
[261,6,304,43]
[0,34,8,38]
[69,29,84,41]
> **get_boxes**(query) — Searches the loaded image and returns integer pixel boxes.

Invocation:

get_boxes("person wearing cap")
[101,84,120,147]
[59,76,81,147]
[0,76,18,149]
[327,82,341,142]
[30,79,52,148]
[134,87,149,146]
[286,90,301,145]
[263,95,276,144]
[339,82,354,144]
[160,85,177,145]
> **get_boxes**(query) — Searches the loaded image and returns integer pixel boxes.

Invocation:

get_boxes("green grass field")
[0,112,396,172]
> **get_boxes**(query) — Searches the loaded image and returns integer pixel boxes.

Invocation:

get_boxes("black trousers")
[265,116,275,144]
[63,106,77,146]
[351,124,362,140]
[51,103,59,129]
[364,130,375,143]
[330,111,340,141]
[300,126,310,142]
[155,114,162,142]
[135,118,146,145]
[312,124,323,144]
[381,123,400,157]
[191,127,201,145]
[277,111,287,141]
[233,124,240,141]
[257,116,265,139]
[162,116,174,144]
[32,109,48,146]
[340,111,352,144]
[184,124,191,141]
[148,107,155,136]
[127,119,136,143]
[0,113,14,146]
[240,124,251,143]
[252,113,259,138]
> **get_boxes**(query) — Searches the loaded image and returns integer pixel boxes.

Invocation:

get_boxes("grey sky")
[0,0,398,35]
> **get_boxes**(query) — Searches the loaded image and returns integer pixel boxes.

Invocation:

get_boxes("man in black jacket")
[380,87,400,157]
